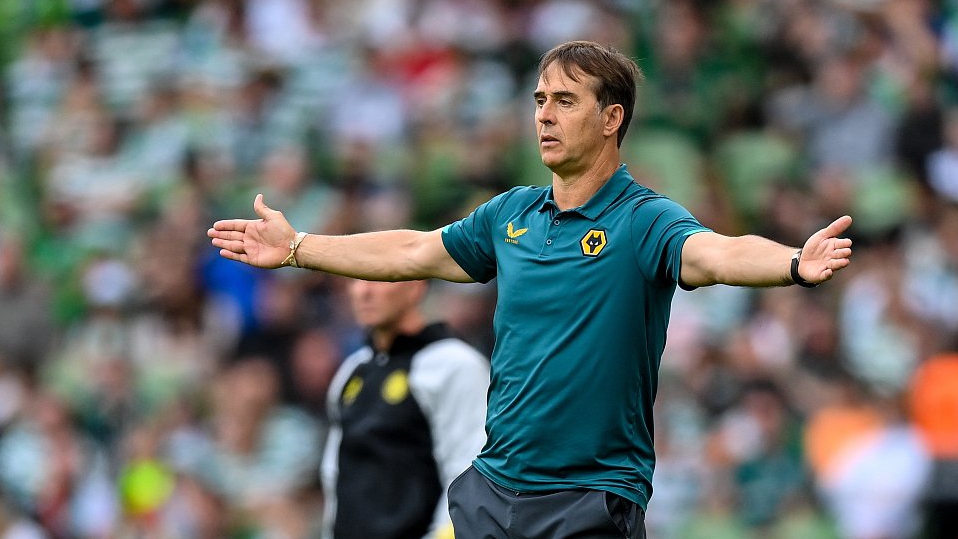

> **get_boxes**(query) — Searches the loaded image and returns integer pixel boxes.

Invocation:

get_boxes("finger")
[219,249,248,264]
[211,238,246,253]
[821,215,853,238]
[833,238,853,249]
[253,193,276,221]
[212,219,252,232]
[832,247,852,259]
[208,228,245,241]
[209,228,247,241]
[827,257,851,271]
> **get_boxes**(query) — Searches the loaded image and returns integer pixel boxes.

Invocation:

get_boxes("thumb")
[253,193,276,221]
[821,215,853,239]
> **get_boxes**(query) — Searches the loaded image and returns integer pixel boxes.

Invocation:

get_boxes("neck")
[370,312,426,352]
[551,148,620,210]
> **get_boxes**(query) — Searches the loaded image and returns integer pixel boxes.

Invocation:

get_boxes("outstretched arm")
[679,215,853,288]
[207,194,473,282]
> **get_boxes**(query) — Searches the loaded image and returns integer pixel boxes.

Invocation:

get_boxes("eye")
[535,97,546,107]
[559,99,572,106]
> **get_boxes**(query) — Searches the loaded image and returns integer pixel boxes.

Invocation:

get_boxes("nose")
[536,100,555,125]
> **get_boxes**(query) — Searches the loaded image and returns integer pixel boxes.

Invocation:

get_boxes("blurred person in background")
[0,492,47,539]
[321,279,489,539]
[0,232,56,371]
[286,326,340,421]
[42,255,139,438]
[927,108,958,203]
[209,40,853,539]
[0,390,118,539]
[805,374,930,539]
[909,352,958,539]
[254,143,344,236]
[712,379,806,529]
[207,356,324,538]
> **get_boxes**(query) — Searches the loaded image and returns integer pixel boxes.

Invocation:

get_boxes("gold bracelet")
[282,232,308,268]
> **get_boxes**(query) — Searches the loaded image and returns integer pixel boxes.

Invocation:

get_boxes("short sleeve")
[631,197,710,284]
[441,194,503,283]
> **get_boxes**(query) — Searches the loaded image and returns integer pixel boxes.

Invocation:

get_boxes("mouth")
[539,134,559,146]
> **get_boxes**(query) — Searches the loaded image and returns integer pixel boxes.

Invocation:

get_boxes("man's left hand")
[799,215,854,285]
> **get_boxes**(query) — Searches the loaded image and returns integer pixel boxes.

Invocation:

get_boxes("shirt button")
[546,239,553,245]
[553,219,560,225]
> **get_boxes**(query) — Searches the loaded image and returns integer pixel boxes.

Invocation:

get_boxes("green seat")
[622,128,704,209]
[713,130,799,220]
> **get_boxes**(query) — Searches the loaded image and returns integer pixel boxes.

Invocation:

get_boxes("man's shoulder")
[620,178,666,203]
[621,181,688,213]
[506,184,549,194]
[486,184,549,209]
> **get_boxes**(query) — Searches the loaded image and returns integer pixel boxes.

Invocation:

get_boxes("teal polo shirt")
[441,164,710,509]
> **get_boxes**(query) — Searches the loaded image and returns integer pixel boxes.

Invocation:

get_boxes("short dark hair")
[537,41,643,147]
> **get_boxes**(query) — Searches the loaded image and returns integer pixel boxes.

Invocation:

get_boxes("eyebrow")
[533,90,578,101]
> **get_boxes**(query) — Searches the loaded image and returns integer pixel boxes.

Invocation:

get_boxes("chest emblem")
[504,222,528,244]
[580,229,608,257]
[382,370,410,404]
[342,377,363,406]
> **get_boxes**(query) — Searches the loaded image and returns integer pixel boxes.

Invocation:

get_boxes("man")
[209,41,853,539]
[321,279,489,539]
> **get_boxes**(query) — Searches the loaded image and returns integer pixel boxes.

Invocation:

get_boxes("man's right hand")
[207,194,296,268]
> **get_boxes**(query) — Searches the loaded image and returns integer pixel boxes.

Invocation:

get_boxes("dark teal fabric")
[441,165,710,508]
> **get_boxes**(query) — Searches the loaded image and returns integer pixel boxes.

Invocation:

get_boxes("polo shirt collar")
[537,164,633,221]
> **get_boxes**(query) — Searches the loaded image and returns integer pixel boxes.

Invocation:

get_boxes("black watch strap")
[791,249,818,288]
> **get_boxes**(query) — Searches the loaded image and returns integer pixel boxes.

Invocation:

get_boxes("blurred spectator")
[0,390,118,539]
[5,27,76,163]
[805,376,930,539]
[839,241,922,394]
[115,425,175,533]
[927,109,958,203]
[42,255,139,426]
[120,82,190,193]
[88,0,179,117]
[0,233,56,369]
[714,380,806,528]
[322,280,488,539]
[255,144,343,234]
[286,327,340,419]
[244,0,324,65]
[769,51,896,171]
[0,492,48,539]
[207,357,323,533]
[910,352,958,539]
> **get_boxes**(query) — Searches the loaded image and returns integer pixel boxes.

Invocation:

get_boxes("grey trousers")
[448,466,646,539]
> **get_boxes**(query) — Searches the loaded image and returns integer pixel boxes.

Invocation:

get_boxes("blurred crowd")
[0,0,957,538]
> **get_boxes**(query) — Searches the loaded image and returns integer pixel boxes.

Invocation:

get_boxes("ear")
[602,104,624,139]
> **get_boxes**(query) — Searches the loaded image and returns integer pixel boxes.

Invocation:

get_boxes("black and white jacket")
[321,323,489,539]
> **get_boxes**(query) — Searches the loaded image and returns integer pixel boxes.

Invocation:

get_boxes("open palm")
[207,194,296,269]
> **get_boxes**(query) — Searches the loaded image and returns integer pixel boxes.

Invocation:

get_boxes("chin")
[539,153,563,170]
[540,158,571,176]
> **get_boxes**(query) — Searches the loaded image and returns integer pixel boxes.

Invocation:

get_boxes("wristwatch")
[790,249,818,288]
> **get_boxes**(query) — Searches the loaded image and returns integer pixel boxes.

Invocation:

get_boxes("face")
[348,280,425,331]
[534,64,609,176]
